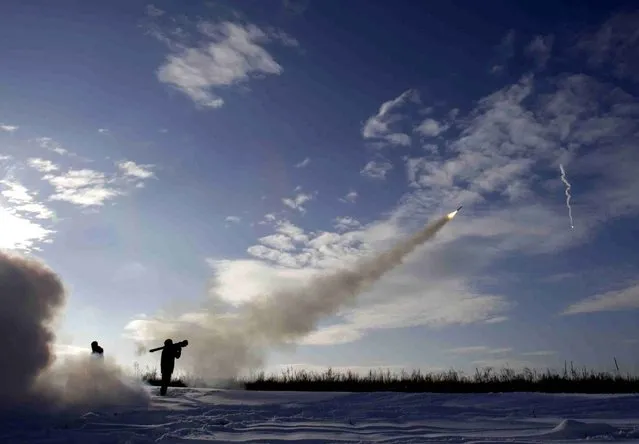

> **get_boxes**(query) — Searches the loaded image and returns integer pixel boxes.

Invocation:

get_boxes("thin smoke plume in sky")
[136,213,455,381]
[559,164,574,229]
[0,250,149,412]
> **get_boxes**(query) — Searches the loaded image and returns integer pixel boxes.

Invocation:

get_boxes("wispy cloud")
[24,137,157,207]
[98,128,109,134]
[415,118,448,137]
[360,159,392,180]
[562,282,639,315]
[333,216,361,232]
[525,34,554,69]
[0,179,55,220]
[35,137,70,156]
[258,233,296,251]
[362,89,419,147]
[145,4,165,18]
[27,158,59,173]
[0,124,19,133]
[448,346,512,355]
[522,350,557,356]
[484,316,509,324]
[225,215,241,224]
[153,19,296,108]
[295,157,310,168]
[282,191,315,213]
[0,179,55,250]
[490,29,515,74]
[339,190,358,203]
[43,169,122,207]
[117,160,155,179]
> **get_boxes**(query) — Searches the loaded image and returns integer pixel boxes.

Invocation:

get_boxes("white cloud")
[0,180,55,250]
[0,179,55,220]
[282,191,315,213]
[27,158,59,173]
[98,128,109,134]
[26,140,157,208]
[225,215,241,223]
[525,34,554,69]
[522,350,557,356]
[156,22,292,108]
[117,160,155,179]
[0,207,53,251]
[275,220,309,244]
[562,282,639,315]
[415,118,448,137]
[35,137,69,156]
[43,169,122,207]
[339,190,358,203]
[0,124,18,132]
[362,89,419,147]
[258,213,278,225]
[448,346,512,355]
[266,27,300,48]
[333,216,361,232]
[295,157,310,168]
[484,316,509,324]
[360,160,392,179]
[258,233,295,251]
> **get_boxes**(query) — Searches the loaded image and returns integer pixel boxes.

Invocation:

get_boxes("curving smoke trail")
[559,164,574,229]
[0,250,149,413]
[138,212,457,382]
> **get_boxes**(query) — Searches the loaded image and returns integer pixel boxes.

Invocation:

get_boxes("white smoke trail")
[138,213,456,382]
[559,164,574,229]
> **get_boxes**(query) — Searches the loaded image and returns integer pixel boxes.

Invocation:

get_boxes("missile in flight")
[447,205,462,220]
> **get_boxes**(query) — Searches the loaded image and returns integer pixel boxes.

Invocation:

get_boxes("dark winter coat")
[160,344,181,375]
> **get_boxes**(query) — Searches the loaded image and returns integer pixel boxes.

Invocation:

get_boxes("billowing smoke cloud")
[135,214,454,381]
[0,250,149,412]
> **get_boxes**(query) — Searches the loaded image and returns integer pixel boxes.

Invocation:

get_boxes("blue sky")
[2,0,639,377]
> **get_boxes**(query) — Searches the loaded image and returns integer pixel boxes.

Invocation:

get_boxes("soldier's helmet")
[164,339,173,346]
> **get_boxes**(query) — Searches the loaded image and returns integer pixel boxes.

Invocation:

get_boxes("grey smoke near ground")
[139,214,453,381]
[0,250,149,412]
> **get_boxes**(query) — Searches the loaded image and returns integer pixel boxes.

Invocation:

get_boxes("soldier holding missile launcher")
[149,339,188,396]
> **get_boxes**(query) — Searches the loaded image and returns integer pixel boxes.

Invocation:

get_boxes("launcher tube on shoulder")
[149,339,189,353]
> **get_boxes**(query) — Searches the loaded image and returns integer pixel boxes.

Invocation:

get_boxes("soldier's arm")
[175,348,181,359]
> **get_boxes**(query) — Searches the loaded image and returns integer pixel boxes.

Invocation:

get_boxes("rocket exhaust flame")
[139,210,461,381]
[447,206,462,219]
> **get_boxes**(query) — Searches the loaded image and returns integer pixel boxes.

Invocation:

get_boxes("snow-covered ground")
[5,388,639,443]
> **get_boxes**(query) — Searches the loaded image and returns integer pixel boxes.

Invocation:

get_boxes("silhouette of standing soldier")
[91,340,104,358]
[160,339,181,396]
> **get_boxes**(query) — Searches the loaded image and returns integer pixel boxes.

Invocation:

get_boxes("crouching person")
[160,339,181,396]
